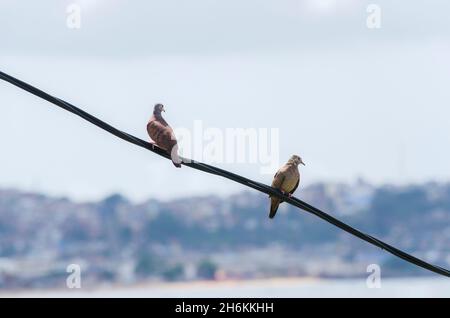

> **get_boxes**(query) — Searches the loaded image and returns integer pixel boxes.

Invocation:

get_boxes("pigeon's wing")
[268,167,287,218]
[148,120,177,150]
[271,170,285,190]
[290,177,300,195]
[147,120,164,141]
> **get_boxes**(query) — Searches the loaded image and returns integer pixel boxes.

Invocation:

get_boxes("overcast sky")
[1,0,450,202]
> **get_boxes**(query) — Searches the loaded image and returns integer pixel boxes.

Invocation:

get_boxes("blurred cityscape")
[0,179,450,289]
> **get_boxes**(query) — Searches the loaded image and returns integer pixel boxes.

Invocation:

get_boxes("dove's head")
[153,103,165,114]
[288,155,305,166]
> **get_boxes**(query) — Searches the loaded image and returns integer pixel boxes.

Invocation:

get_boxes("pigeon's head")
[153,103,165,114]
[289,155,305,166]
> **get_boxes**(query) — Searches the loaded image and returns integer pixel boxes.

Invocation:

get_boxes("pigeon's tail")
[172,161,182,168]
[269,197,280,219]
[170,144,182,168]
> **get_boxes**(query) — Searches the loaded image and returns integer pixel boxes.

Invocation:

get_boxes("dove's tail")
[172,161,182,168]
[170,144,182,168]
[269,197,280,219]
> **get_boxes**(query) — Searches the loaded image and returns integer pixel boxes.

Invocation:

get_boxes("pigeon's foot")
[281,190,292,198]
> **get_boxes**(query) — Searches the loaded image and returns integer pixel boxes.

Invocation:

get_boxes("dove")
[269,155,305,219]
[147,103,182,168]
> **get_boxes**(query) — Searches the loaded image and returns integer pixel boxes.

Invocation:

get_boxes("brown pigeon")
[147,104,182,168]
[269,155,305,219]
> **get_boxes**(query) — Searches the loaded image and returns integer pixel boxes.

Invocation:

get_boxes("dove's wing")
[271,170,286,189]
[290,177,300,195]
[147,116,181,168]
[147,119,178,151]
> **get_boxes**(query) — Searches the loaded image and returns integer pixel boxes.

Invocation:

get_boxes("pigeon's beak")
[162,107,166,112]
[300,160,305,166]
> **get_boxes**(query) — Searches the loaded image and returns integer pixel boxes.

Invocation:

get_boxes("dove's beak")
[300,160,305,166]
[162,107,166,112]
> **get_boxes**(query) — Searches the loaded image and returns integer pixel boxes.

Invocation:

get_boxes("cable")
[1,70,449,278]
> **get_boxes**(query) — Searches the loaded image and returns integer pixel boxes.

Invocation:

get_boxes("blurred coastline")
[1,180,449,291]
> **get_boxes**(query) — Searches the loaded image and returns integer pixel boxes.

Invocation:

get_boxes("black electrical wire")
[1,70,449,278]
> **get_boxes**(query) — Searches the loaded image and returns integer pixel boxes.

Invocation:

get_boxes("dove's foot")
[281,190,292,198]
[149,141,157,149]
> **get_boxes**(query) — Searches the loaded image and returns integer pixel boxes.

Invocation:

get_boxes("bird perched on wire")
[147,103,182,168]
[269,155,305,219]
